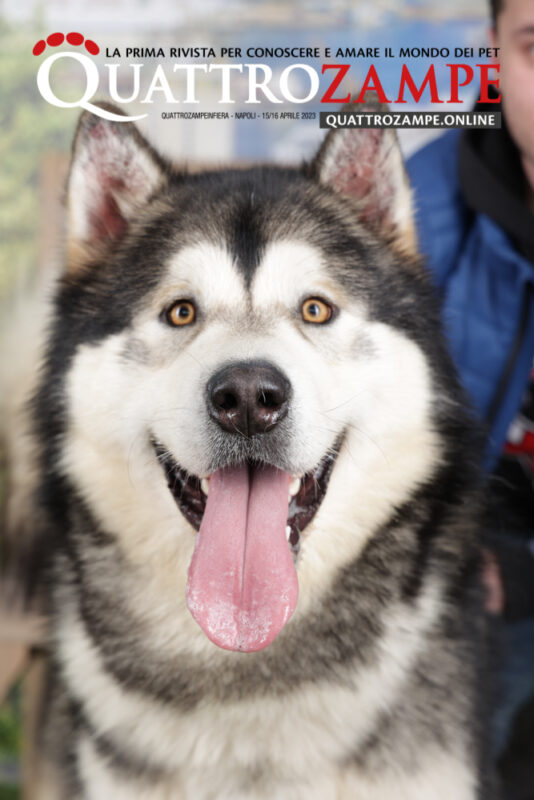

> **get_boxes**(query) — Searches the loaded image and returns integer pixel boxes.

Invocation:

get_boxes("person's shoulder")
[406,131,470,284]
[407,130,463,202]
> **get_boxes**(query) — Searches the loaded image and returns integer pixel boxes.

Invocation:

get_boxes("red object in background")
[33,40,46,56]
[505,367,534,463]
[85,40,100,55]
[66,32,84,46]
[505,430,534,456]
[47,32,65,47]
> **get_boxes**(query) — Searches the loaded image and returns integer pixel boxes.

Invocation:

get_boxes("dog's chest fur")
[53,565,470,800]
[45,508,478,800]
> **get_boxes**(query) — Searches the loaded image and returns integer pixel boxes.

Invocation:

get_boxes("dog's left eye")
[166,300,196,327]
[301,297,333,324]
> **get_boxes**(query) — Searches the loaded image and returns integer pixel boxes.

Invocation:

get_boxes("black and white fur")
[10,104,496,798]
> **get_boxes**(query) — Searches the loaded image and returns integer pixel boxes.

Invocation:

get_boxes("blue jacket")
[407,131,534,470]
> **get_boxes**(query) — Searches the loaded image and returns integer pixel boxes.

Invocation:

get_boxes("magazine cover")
[1,0,533,798]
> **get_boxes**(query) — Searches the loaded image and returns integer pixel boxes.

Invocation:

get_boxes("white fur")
[341,751,477,800]
[57,578,468,800]
[77,735,169,800]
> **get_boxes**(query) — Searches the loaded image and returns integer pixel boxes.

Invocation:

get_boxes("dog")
[2,103,497,799]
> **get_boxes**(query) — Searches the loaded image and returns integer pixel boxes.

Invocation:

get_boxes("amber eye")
[301,297,333,324]
[166,300,196,327]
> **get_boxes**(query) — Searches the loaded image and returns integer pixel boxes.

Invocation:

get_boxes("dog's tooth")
[288,477,301,497]
[200,478,210,496]
[286,525,291,541]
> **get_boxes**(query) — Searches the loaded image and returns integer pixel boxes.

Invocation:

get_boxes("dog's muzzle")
[153,361,343,654]
[206,360,290,437]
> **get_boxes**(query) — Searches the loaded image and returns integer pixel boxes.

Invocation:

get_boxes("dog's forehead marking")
[163,242,248,308]
[162,239,342,318]
[251,241,333,305]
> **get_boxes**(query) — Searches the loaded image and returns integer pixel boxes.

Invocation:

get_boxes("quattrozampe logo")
[33,32,147,121]
[33,34,502,127]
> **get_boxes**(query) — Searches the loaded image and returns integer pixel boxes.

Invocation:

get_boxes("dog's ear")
[311,101,417,258]
[66,103,168,271]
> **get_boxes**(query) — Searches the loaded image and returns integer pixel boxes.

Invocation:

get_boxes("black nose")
[207,360,291,436]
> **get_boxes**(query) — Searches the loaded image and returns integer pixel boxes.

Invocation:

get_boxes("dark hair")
[489,0,503,26]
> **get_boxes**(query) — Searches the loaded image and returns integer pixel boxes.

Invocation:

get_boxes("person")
[407,0,534,790]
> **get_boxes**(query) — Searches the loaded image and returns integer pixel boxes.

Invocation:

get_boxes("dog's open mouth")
[153,443,340,653]
[154,446,339,556]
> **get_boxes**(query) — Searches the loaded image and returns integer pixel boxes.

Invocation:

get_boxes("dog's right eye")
[301,297,333,324]
[165,300,196,327]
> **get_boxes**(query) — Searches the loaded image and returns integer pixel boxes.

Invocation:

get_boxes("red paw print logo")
[34,32,146,122]
[33,33,99,56]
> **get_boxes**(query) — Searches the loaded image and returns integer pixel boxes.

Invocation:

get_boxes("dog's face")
[50,108,445,653]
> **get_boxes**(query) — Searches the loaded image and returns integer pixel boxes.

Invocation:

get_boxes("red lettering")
[477,63,501,103]
[446,64,474,103]
[321,64,351,103]
[354,65,391,104]
[395,64,443,104]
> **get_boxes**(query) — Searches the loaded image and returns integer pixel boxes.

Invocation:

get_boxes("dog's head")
[47,105,456,652]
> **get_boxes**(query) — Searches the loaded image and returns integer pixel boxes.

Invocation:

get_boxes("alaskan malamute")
[6,104,496,798]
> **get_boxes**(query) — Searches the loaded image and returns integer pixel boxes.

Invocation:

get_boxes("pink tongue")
[186,464,298,652]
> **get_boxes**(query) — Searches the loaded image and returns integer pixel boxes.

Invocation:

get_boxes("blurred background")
[0,0,488,796]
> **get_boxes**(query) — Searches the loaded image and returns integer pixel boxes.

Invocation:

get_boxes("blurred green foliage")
[0,787,19,800]
[0,14,73,296]
[0,688,21,799]
[0,692,19,756]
